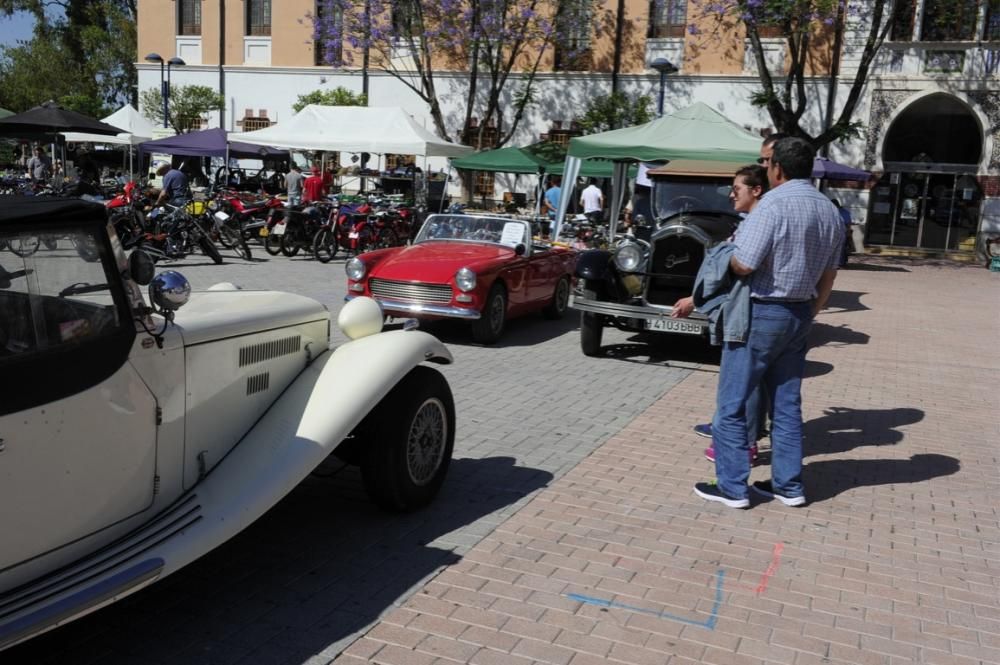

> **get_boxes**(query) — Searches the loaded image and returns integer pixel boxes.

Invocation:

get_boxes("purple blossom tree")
[685,0,960,149]
[312,0,600,147]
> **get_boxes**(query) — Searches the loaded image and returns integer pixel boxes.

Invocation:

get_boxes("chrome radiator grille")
[370,278,453,304]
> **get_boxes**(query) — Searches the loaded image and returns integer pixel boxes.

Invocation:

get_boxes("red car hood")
[369,241,513,283]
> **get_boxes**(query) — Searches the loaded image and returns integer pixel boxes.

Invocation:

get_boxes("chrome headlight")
[614,242,646,272]
[345,256,366,281]
[455,267,476,292]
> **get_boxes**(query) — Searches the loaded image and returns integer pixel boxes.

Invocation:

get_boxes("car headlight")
[455,267,476,292]
[345,257,366,281]
[614,242,645,272]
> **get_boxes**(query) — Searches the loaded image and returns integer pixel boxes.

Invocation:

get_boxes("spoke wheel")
[312,228,338,263]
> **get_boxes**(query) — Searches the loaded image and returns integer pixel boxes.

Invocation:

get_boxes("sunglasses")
[756,156,770,165]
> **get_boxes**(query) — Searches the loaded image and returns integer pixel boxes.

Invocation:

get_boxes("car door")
[0,223,158,572]
[525,244,560,303]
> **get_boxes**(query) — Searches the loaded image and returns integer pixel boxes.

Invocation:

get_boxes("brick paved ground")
[333,257,1000,665]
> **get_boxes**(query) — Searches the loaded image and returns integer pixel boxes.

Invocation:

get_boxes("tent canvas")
[138,127,288,159]
[450,141,632,178]
[62,105,156,146]
[553,102,763,238]
[228,105,473,158]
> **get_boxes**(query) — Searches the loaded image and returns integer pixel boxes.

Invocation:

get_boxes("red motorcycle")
[311,201,381,263]
[105,181,149,248]
[213,188,284,243]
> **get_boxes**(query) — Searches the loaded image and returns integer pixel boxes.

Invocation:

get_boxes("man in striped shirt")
[694,137,844,509]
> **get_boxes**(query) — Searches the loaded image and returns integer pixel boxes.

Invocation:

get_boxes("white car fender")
[152,329,451,576]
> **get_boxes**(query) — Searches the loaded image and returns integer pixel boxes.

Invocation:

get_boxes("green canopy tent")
[0,108,14,119]
[553,102,763,239]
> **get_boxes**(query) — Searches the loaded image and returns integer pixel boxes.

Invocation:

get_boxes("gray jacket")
[690,242,750,345]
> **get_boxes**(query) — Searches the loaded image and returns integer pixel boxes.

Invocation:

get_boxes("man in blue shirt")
[694,137,844,509]
[542,176,561,221]
[155,162,192,207]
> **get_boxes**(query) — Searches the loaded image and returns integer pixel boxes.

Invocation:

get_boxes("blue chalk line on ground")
[565,569,725,630]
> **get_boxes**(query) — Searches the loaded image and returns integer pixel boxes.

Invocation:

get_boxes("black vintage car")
[569,160,744,356]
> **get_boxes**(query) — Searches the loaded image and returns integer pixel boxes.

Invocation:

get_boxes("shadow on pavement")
[803,453,960,503]
[601,332,722,368]
[803,406,924,456]
[9,456,553,665]
[421,313,580,348]
[824,290,870,313]
[803,360,834,378]
[809,322,871,348]
[841,262,910,272]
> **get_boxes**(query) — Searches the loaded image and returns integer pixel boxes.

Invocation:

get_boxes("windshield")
[0,226,123,360]
[415,214,530,249]
[652,177,735,220]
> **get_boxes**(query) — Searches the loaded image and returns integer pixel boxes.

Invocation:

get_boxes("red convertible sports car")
[345,213,577,343]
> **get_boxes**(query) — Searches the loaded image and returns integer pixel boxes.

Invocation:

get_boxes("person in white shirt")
[580,178,604,223]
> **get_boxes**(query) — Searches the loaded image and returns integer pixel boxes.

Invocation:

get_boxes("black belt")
[751,297,813,303]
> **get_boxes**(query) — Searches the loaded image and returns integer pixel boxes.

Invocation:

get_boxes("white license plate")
[213,211,230,222]
[646,318,703,335]
[348,231,359,239]
[273,222,287,236]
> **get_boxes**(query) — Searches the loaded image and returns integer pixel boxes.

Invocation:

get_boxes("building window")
[461,118,499,151]
[889,0,916,41]
[986,0,1000,41]
[240,114,272,132]
[473,171,495,199]
[541,121,581,147]
[178,0,201,36]
[554,0,593,71]
[247,0,272,36]
[392,0,420,37]
[920,0,979,41]
[648,0,686,38]
[315,1,343,65]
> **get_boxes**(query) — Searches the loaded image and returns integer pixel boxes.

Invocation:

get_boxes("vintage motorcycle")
[133,204,224,264]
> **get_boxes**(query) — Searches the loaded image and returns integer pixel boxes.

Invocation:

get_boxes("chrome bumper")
[569,294,710,331]
[345,295,481,320]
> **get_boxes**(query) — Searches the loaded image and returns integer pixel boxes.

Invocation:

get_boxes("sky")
[1,11,40,48]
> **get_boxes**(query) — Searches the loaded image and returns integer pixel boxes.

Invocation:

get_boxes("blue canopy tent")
[137,127,288,159]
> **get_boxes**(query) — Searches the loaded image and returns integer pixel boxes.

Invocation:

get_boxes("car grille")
[646,235,707,306]
[370,278,453,304]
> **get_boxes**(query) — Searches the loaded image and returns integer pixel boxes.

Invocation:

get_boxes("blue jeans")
[712,301,813,499]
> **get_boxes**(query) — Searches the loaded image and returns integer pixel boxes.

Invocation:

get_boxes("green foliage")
[139,85,225,134]
[576,92,653,134]
[0,0,136,113]
[292,87,368,113]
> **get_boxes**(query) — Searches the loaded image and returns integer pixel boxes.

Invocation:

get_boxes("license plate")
[646,318,703,335]
[259,228,269,237]
[348,231,359,239]
[213,211,230,222]
[273,223,287,236]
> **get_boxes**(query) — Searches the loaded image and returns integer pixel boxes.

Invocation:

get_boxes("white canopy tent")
[62,105,155,146]
[228,105,473,157]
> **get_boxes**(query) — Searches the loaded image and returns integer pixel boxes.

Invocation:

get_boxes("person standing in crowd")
[671,163,770,464]
[580,178,604,224]
[26,146,52,182]
[284,163,305,206]
[155,161,192,206]
[693,136,844,509]
[302,165,327,203]
[542,176,561,219]
[831,198,853,266]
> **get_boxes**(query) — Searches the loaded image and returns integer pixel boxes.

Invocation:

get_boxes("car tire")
[471,282,507,344]
[312,228,338,263]
[543,276,571,320]
[580,312,604,356]
[360,366,455,512]
[264,233,283,256]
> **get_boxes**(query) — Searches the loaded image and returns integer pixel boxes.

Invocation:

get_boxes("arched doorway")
[866,93,984,251]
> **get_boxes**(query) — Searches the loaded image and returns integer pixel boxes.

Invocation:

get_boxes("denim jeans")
[712,300,813,499]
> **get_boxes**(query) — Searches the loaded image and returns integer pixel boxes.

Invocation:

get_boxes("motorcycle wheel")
[264,233,283,256]
[377,228,399,249]
[312,228,338,263]
[11,235,40,257]
[42,236,59,251]
[280,232,300,257]
[230,237,252,261]
[198,236,224,264]
[216,221,240,249]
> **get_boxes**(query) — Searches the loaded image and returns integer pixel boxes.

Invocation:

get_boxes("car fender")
[0,331,452,649]
[575,249,612,280]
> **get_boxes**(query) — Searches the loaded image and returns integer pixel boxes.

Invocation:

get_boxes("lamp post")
[144,53,186,128]
[650,57,678,117]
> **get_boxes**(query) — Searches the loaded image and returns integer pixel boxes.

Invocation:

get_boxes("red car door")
[525,245,559,303]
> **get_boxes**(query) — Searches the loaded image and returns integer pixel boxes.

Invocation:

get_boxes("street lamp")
[650,57,678,117]
[145,52,186,128]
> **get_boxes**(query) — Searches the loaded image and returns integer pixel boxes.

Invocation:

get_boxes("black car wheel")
[581,312,604,356]
[471,282,506,344]
[543,276,571,320]
[360,366,455,512]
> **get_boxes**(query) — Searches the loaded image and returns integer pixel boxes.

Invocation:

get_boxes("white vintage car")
[0,197,455,650]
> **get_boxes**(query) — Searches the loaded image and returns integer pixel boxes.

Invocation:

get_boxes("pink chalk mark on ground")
[729,542,784,594]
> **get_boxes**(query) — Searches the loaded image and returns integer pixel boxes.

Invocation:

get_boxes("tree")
[0,34,105,115]
[292,87,368,113]
[576,92,653,135]
[685,0,966,150]
[0,1,136,111]
[313,0,601,147]
[139,85,225,134]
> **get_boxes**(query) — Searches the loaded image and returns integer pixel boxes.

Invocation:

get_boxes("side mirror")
[128,250,156,285]
[149,270,191,312]
[514,243,526,256]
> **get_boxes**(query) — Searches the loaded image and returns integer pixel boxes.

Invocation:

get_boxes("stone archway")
[883,93,982,166]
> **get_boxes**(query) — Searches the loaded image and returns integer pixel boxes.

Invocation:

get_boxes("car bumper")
[345,295,481,320]
[569,293,709,334]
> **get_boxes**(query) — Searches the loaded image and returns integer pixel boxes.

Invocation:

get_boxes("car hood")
[370,241,513,283]
[173,290,329,346]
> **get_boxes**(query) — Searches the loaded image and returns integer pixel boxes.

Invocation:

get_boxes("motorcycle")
[134,204,224,265]
[104,181,149,248]
[213,188,284,243]
[261,202,330,258]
